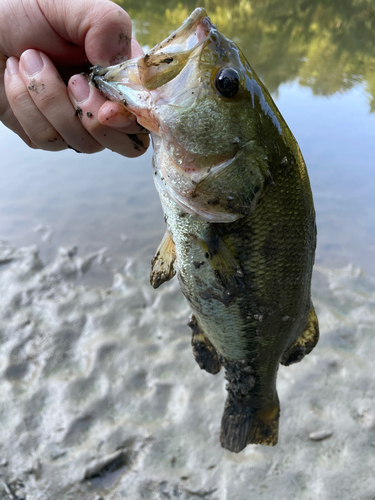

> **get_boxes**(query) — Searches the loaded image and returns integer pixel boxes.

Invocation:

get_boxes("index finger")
[68,74,150,157]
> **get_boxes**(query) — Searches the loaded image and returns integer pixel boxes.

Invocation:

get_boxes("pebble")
[0,459,8,466]
[308,430,334,441]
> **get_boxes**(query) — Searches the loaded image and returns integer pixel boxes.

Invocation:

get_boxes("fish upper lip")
[148,8,215,54]
[136,8,214,90]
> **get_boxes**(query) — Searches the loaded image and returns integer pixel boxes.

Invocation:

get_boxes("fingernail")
[22,50,44,76]
[6,57,19,75]
[70,74,90,103]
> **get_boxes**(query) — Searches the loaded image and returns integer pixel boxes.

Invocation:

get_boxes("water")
[1,0,374,281]
[0,82,374,283]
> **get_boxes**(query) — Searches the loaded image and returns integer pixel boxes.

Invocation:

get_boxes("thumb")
[38,0,135,66]
[84,6,134,66]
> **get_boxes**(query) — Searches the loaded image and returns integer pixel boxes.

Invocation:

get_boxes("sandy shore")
[0,240,374,499]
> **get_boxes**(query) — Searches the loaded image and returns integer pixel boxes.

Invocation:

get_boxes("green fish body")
[92,8,319,452]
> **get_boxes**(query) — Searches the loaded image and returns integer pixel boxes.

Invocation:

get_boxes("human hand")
[0,0,149,157]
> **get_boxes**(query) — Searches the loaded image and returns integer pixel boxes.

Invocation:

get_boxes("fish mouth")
[137,8,214,90]
[91,8,215,132]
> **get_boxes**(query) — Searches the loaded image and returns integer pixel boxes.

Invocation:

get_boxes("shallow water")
[0,1,375,498]
[1,80,374,283]
[1,1,375,281]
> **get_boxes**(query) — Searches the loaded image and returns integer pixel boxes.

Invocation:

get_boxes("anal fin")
[281,303,320,366]
[188,315,221,375]
[150,230,176,289]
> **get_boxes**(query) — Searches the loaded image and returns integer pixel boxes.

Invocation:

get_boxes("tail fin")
[220,399,280,452]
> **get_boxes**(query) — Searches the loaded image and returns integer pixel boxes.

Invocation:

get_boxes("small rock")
[0,459,8,466]
[308,430,333,441]
[84,449,124,480]
[50,450,67,460]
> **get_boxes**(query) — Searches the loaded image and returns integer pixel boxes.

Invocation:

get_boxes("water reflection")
[117,0,375,112]
[0,0,374,284]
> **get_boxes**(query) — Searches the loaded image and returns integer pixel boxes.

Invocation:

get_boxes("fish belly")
[154,172,318,452]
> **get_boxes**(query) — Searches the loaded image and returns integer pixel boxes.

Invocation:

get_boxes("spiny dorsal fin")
[150,231,177,289]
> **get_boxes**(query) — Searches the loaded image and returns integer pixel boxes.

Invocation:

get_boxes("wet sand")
[0,240,374,499]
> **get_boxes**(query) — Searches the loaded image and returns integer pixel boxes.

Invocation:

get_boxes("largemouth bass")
[91,8,319,453]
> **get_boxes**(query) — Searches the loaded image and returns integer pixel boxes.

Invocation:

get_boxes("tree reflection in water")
[115,0,375,112]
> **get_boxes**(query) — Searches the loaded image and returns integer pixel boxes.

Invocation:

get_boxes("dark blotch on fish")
[194,261,205,269]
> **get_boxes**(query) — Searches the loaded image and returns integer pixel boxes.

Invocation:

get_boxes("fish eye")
[215,68,240,98]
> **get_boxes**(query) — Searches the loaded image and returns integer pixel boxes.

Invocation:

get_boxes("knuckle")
[8,85,31,108]
[27,79,55,108]
[85,119,105,136]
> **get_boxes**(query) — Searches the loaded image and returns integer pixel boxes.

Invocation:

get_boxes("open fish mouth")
[91,8,252,223]
[91,8,216,132]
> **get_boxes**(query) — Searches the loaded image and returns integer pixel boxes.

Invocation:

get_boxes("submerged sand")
[0,240,374,499]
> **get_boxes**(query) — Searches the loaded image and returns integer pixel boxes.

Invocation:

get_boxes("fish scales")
[91,7,319,452]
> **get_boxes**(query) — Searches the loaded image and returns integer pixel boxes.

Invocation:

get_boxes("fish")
[91,7,319,453]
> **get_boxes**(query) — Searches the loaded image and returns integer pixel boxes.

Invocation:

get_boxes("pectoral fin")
[196,230,244,291]
[281,303,320,366]
[150,231,177,289]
